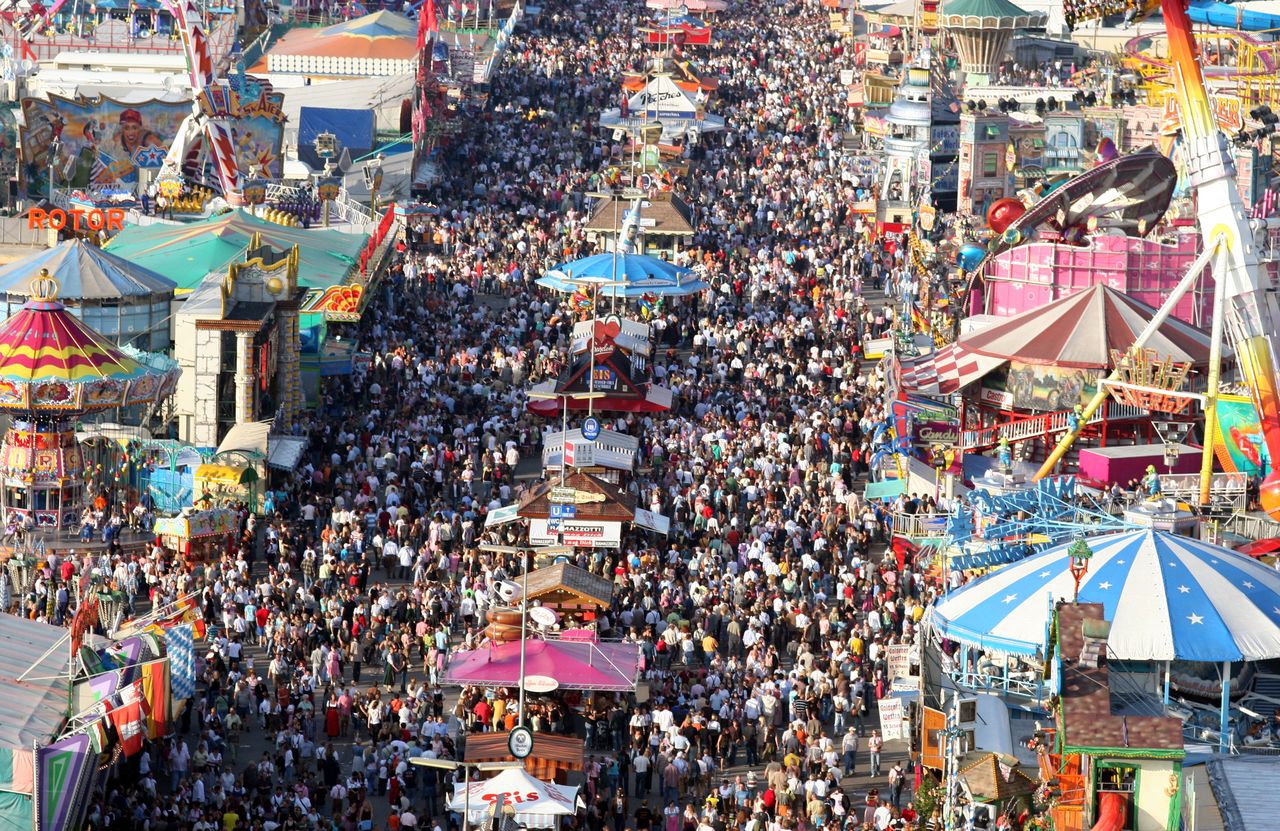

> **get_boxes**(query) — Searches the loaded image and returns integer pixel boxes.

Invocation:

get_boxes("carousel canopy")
[960,284,1212,368]
[942,0,1047,25]
[928,529,1280,661]
[900,284,1213,395]
[0,272,179,412]
[0,240,175,301]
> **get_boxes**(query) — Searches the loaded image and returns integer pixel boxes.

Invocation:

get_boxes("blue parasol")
[537,252,709,298]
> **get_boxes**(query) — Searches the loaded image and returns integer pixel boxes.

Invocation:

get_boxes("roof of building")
[1203,756,1277,830]
[943,0,1036,17]
[266,11,418,61]
[1056,603,1185,757]
[517,471,637,521]
[0,615,72,754]
[586,193,694,236]
[957,752,1038,803]
[463,730,585,772]
[104,209,367,294]
[521,562,615,609]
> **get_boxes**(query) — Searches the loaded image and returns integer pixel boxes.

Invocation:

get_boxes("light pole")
[521,389,604,726]
[410,759,522,831]
[932,443,946,503]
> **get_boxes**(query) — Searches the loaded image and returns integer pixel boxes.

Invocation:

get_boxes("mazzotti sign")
[529,518,622,548]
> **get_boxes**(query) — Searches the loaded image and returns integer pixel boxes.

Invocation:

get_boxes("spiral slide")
[1091,792,1128,831]
[1187,0,1280,30]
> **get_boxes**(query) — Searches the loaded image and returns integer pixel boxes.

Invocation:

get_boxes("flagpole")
[112,592,197,638]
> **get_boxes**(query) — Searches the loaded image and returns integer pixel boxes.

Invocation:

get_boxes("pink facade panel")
[979,233,1213,327]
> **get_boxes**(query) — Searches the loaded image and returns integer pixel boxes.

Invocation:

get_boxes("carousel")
[0,270,179,546]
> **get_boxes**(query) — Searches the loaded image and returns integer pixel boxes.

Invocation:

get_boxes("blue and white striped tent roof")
[928,529,1280,662]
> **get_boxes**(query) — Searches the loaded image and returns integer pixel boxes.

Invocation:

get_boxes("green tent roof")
[104,209,368,294]
[943,0,1036,17]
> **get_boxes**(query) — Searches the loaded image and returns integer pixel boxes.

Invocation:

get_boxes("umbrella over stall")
[448,767,580,828]
[443,637,641,692]
[537,253,709,298]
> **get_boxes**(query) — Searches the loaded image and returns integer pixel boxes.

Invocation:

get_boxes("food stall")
[153,508,239,562]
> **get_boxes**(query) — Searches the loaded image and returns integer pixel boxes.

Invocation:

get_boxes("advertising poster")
[229,112,285,179]
[978,365,1014,408]
[1006,361,1101,412]
[1213,393,1272,477]
[878,696,907,742]
[21,95,189,196]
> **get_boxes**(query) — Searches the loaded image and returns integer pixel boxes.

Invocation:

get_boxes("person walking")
[888,762,906,809]
[841,727,858,777]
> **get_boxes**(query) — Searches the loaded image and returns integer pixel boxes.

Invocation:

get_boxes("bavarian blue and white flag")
[165,623,196,700]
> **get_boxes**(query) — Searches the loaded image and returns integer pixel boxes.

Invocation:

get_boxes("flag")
[34,734,95,831]
[910,303,931,333]
[118,677,149,716]
[139,658,170,739]
[86,711,112,755]
[425,0,438,32]
[166,624,196,701]
[109,700,145,756]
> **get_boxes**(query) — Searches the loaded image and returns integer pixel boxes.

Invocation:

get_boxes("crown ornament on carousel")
[29,269,61,304]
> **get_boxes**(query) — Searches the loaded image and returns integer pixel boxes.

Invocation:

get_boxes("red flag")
[110,700,145,756]
[424,0,438,34]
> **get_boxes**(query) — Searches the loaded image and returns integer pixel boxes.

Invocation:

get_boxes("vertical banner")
[140,658,171,739]
[165,624,196,700]
[878,696,907,742]
[34,734,95,831]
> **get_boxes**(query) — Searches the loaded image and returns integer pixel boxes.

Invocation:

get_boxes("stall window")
[982,152,999,177]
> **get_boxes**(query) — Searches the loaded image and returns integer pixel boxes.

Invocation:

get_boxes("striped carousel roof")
[0,270,177,411]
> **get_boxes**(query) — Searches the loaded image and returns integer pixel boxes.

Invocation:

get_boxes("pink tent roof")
[444,638,641,691]
[960,284,1211,369]
[647,0,726,9]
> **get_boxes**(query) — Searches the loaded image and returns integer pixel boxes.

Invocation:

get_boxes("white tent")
[449,767,579,829]
[626,74,701,119]
[598,74,725,142]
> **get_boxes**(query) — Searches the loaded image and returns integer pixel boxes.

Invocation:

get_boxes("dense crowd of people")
[2,1,972,831]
